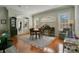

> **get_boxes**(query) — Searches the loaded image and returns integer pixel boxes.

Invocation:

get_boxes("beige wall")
[0,7,8,32]
[32,6,75,35]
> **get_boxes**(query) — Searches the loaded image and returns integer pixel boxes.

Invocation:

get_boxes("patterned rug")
[23,35,55,48]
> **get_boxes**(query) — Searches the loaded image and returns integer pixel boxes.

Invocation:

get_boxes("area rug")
[23,36,55,48]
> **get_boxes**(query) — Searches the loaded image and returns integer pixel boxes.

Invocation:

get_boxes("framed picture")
[1,19,6,24]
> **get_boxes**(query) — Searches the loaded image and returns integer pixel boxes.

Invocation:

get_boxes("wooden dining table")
[30,28,41,39]
[33,29,41,39]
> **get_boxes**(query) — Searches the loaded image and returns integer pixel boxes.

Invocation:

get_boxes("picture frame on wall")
[1,19,6,24]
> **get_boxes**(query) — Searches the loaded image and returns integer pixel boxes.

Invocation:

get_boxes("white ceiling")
[3,5,63,15]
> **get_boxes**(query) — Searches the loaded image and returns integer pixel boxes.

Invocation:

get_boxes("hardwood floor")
[11,35,43,53]
[10,34,64,53]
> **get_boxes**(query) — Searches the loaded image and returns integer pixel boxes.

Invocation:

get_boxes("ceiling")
[0,5,63,16]
[0,5,64,16]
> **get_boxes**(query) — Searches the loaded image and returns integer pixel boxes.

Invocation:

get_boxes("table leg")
[36,32,37,39]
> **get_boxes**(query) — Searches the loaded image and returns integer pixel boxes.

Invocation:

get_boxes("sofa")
[0,31,12,52]
[40,24,55,36]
